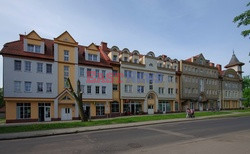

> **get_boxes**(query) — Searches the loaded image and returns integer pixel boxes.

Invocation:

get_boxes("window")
[113,84,118,91]
[168,76,173,82]
[46,64,52,74]
[37,63,43,73]
[80,68,84,76]
[80,85,84,93]
[27,44,34,52]
[24,82,31,92]
[111,102,119,113]
[87,85,91,94]
[27,44,41,53]
[159,87,164,94]
[14,81,21,92]
[149,85,153,90]
[137,86,144,93]
[124,70,132,78]
[112,70,118,77]
[158,63,162,67]
[96,104,105,116]
[17,103,31,119]
[96,69,99,78]
[158,74,163,82]
[125,85,132,93]
[102,70,106,78]
[95,86,100,94]
[35,45,41,53]
[102,86,106,94]
[134,59,138,63]
[168,88,173,95]
[88,54,98,61]
[25,61,31,72]
[87,68,91,77]
[149,63,153,67]
[137,72,144,79]
[14,60,21,71]
[37,82,43,92]
[124,57,128,61]
[64,66,69,88]
[113,55,117,61]
[46,83,52,93]
[64,50,69,61]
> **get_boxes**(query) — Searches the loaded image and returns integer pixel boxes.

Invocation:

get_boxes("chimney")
[216,64,222,72]
[209,62,214,67]
[101,42,107,51]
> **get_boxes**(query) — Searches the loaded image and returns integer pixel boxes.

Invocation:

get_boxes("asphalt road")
[1,116,250,154]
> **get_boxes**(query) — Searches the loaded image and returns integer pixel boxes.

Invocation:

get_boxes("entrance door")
[61,108,72,120]
[199,103,203,111]
[83,104,91,118]
[162,103,166,114]
[45,106,51,121]
[148,105,154,114]
[38,103,51,122]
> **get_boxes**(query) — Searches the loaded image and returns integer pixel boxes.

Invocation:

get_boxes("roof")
[78,45,112,68]
[0,34,112,68]
[225,52,244,68]
[0,35,54,60]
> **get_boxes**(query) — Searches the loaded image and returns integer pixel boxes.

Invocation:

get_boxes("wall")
[3,57,58,98]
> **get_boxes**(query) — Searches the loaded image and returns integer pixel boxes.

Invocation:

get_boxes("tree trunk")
[67,78,88,122]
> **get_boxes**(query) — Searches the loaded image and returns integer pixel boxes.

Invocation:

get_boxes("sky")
[0,0,249,88]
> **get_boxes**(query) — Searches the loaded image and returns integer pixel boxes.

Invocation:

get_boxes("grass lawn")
[0,118,5,124]
[0,111,233,134]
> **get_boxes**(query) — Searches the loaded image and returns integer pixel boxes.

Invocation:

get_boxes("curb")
[0,113,246,141]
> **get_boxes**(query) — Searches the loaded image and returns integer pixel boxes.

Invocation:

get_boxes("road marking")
[142,127,195,138]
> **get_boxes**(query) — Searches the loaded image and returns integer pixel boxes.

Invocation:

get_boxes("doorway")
[38,103,51,122]
[61,108,72,120]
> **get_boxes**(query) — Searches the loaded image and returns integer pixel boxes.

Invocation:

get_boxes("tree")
[233,2,250,38]
[67,78,88,122]
[0,88,3,108]
[243,76,250,107]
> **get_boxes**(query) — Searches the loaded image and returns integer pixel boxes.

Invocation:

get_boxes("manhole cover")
[127,143,142,149]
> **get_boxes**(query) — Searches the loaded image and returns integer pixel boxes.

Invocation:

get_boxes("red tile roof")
[0,35,112,68]
[0,35,54,60]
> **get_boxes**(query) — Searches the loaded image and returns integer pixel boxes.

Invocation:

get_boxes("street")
[1,116,250,154]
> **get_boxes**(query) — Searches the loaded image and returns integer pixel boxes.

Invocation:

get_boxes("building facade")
[0,30,245,123]
[219,53,244,109]
[179,54,220,111]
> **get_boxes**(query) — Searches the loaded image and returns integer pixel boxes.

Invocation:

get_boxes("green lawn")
[0,118,5,124]
[0,111,233,134]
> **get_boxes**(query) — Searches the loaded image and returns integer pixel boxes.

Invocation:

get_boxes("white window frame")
[14,81,21,92]
[24,81,32,92]
[37,63,43,73]
[64,50,69,62]
[25,61,31,72]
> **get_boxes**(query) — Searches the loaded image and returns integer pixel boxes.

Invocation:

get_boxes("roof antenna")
[233,49,235,55]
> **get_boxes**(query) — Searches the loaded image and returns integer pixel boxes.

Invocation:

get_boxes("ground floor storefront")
[5,98,54,123]
[222,100,241,109]
[181,99,220,111]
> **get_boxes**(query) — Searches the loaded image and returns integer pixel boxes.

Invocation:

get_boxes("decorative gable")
[26,30,42,41]
[87,43,99,51]
[54,31,78,46]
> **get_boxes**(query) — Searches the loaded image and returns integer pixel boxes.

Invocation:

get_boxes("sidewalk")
[0,112,241,141]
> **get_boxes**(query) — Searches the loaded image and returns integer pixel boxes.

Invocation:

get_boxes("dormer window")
[124,57,128,62]
[134,59,138,63]
[158,63,162,67]
[88,54,97,61]
[113,55,117,61]
[27,44,41,53]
